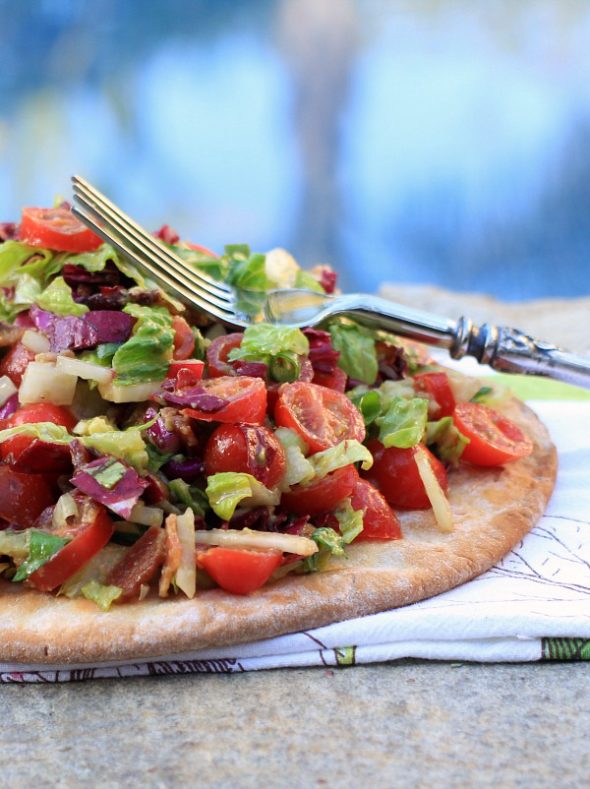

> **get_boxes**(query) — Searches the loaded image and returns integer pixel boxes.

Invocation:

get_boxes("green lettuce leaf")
[80,579,122,611]
[274,427,315,487]
[376,396,428,448]
[205,472,278,521]
[294,269,325,293]
[82,427,149,471]
[329,322,378,385]
[0,422,71,446]
[347,387,382,426]
[35,276,88,316]
[309,439,373,478]
[173,246,229,282]
[63,243,146,287]
[0,241,57,286]
[226,250,269,291]
[228,323,309,382]
[425,416,470,464]
[87,458,128,489]
[13,530,69,582]
[112,303,174,385]
[169,478,210,517]
[334,499,364,543]
[303,527,346,572]
[0,530,30,562]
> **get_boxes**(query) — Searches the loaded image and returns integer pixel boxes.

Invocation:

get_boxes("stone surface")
[2,662,588,787]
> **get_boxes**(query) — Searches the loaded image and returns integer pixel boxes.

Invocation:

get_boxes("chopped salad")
[0,204,534,609]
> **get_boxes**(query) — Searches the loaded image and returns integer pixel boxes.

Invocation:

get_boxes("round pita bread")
[0,397,556,664]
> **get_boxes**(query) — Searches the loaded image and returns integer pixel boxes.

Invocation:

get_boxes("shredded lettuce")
[205,472,279,521]
[112,304,174,385]
[35,276,88,317]
[228,324,309,383]
[275,427,315,487]
[303,527,346,572]
[80,579,122,611]
[169,478,209,517]
[0,422,71,446]
[334,499,364,543]
[225,246,269,291]
[12,530,69,582]
[347,387,382,426]
[426,416,470,464]
[0,530,30,562]
[309,439,373,478]
[294,269,324,293]
[376,396,428,449]
[83,427,149,472]
[329,322,378,385]
[86,458,128,489]
[0,241,57,286]
[63,243,146,287]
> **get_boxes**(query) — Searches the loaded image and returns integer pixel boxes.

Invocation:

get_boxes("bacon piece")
[107,525,166,601]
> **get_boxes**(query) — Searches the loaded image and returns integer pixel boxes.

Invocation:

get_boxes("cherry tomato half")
[20,206,103,253]
[183,376,267,425]
[413,372,456,418]
[198,547,282,595]
[204,424,286,488]
[0,342,36,386]
[364,440,448,510]
[452,402,533,466]
[1,403,76,473]
[350,477,401,541]
[29,501,114,592]
[274,381,365,453]
[281,465,358,516]
[206,333,243,378]
[172,316,196,360]
[0,465,54,527]
[166,359,205,380]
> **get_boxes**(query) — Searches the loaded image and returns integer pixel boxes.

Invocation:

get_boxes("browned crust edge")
[0,398,557,664]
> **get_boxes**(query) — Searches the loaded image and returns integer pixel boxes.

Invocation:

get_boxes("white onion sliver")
[194,528,318,557]
[56,355,113,385]
[0,375,17,408]
[175,509,196,599]
[19,362,78,405]
[414,446,453,533]
[21,330,50,354]
[129,503,163,528]
[98,379,163,403]
[52,493,79,530]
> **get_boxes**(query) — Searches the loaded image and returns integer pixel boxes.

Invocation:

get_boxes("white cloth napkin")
[2,389,589,682]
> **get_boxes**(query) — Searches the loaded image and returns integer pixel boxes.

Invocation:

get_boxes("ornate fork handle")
[324,294,590,389]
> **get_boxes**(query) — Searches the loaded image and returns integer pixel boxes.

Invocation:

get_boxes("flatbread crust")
[0,396,556,664]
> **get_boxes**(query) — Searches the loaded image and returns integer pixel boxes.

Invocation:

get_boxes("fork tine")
[72,184,236,314]
[72,175,232,300]
[72,204,243,326]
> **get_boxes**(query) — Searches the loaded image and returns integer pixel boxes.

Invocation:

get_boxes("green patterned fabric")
[541,638,590,661]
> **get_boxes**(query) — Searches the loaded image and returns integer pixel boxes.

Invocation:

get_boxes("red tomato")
[413,372,456,417]
[274,382,365,453]
[1,403,76,472]
[453,402,533,466]
[186,242,218,257]
[166,359,205,380]
[281,465,358,515]
[20,206,102,253]
[206,333,243,377]
[198,547,282,595]
[106,525,166,601]
[364,440,448,510]
[312,367,347,392]
[172,316,196,360]
[0,342,36,386]
[183,376,267,425]
[28,502,114,592]
[0,465,54,527]
[204,424,286,488]
[350,477,401,541]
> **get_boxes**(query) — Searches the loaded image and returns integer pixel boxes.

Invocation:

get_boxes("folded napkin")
[2,365,589,682]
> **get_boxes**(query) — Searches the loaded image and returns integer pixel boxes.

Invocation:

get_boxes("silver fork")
[71,175,590,389]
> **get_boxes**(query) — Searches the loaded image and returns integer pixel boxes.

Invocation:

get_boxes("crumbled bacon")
[159,514,182,597]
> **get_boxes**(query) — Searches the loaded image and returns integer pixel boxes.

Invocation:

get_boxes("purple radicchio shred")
[30,307,97,353]
[142,473,169,504]
[14,311,34,329]
[230,360,268,379]
[162,455,205,482]
[157,378,228,412]
[74,286,129,311]
[69,438,93,469]
[71,458,149,519]
[62,262,121,288]
[146,415,182,455]
[153,224,180,245]
[0,222,19,242]
[228,506,271,532]
[318,267,337,294]
[0,393,18,420]
[285,515,310,535]
[302,328,340,375]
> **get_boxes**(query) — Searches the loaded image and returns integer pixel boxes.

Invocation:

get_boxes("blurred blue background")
[1,0,589,300]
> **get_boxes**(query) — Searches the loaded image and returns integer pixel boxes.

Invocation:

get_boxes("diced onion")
[98,379,163,403]
[52,493,79,530]
[195,527,318,557]
[19,362,78,405]
[21,330,50,354]
[0,375,17,408]
[414,446,453,533]
[56,355,113,385]
[129,502,164,528]
[175,509,196,599]
[265,247,299,288]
